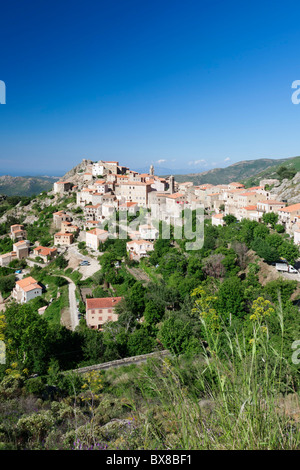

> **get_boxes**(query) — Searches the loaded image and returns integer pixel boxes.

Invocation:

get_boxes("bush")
[275,224,285,233]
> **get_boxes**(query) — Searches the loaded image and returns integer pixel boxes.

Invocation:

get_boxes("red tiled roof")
[55,232,73,237]
[86,297,123,309]
[166,192,184,199]
[127,239,154,246]
[16,276,38,289]
[87,228,108,235]
[278,203,300,212]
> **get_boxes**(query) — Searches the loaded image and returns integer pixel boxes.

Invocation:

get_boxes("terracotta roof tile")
[86,297,123,309]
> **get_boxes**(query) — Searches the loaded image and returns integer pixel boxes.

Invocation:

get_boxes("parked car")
[288,265,298,273]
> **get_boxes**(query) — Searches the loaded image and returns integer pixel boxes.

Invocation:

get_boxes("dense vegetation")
[0,194,300,449]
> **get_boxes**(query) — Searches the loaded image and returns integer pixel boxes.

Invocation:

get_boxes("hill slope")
[0,175,59,196]
[172,157,293,185]
[242,156,300,187]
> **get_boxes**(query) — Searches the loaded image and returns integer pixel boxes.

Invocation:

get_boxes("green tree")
[144,300,165,325]
[127,326,156,356]
[262,212,278,228]
[217,277,245,320]
[223,214,237,225]
[158,315,202,356]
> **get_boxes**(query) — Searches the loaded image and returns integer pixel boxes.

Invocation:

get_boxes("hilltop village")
[1,158,300,331]
[0,158,300,451]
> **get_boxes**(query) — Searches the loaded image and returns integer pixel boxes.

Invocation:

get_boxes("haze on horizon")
[1,0,300,176]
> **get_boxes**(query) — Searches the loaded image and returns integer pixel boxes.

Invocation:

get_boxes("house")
[92,161,105,177]
[212,213,225,226]
[256,200,285,214]
[126,239,154,261]
[177,182,194,193]
[12,240,30,259]
[92,160,119,177]
[33,246,57,263]
[238,205,260,222]
[139,224,159,240]
[228,182,245,190]
[84,204,102,221]
[86,296,123,330]
[277,203,300,232]
[53,181,73,194]
[54,232,74,246]
[53,211,73,229]
[93,180,109,194]
[114,181,153,207]
[12,276,43,304]
[85,228,109,251]
[10,224,27,241]
[84,219,106,230]
[118,201,139,215]
[294,229,300,245]
[102,203,116,218]
[60,221,79,234]
[83,172,93,182]
[237,192,261,209]
[0,252,17,267]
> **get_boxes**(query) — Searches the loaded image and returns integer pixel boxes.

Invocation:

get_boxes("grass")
[139,259,162,283]
[43,285,69,325]
[0,292,299,450]
[93,300,300,450]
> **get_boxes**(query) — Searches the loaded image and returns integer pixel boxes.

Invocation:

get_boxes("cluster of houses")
[0,223,57,310]
[53,160,300,251]
[1,158,300,332]
[50,160,300,331]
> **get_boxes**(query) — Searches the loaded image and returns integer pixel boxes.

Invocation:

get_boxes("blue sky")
[1,0,300,175]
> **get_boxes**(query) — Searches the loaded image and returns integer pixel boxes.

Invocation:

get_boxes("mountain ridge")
[170,156,295,185]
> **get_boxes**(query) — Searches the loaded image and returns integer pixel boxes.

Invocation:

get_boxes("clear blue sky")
[1,0,300,175]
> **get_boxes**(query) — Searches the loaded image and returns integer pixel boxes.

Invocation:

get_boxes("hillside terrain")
[172,156,293,185]
[0,175,60,196]
[0,158,299,451]
[243,155,300,187]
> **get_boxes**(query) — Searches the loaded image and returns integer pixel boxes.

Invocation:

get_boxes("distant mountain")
[0,175,59,196]
[171,157,295,186]
[242,156,300,187]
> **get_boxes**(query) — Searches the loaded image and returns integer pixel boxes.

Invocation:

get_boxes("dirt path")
[126,266,151,283]
[60,276,79,331]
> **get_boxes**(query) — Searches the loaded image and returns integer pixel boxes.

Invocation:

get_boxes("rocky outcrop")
[59,159,94,184]
[270,172,300,204]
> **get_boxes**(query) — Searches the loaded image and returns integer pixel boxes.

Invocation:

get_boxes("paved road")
[67,244,101,279]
